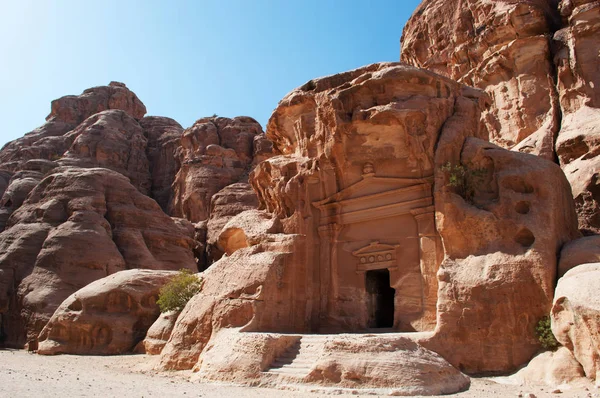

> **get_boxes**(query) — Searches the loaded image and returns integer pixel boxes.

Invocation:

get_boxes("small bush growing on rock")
[157,269,203,313]
[441,162,487,203]
[536,316,559,350]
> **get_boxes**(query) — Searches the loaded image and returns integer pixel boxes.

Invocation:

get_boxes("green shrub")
[441,162,488,203]
[536,316,559,350]
[157,269,203,313]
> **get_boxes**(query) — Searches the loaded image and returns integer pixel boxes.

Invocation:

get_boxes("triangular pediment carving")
[313,174,432,208]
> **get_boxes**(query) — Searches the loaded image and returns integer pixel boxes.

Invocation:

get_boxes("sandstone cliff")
[401,0,600,235]
[0,83,273,348]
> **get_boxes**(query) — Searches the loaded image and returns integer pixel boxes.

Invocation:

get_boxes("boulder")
[509,347,589,388]
[37,269,177,355]
[0,167,196,347]
[141,310,180,355]
[559,235,600,277]
[552,262,600,382]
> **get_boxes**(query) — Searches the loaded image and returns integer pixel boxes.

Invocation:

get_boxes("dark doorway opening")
[365,269,395,328]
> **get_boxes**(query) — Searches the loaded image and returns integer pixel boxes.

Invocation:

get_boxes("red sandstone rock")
[400,0,600,234]
[400,0,561,154]
[205,183,259,262]
[169,117,264,223]
[159,234,303,370]
[140,116,184,212]
[554,0,600,234]
[47,81,146,125]
[59,110,151,194]
[552,262,600,382]
[0,82,146,173]
[425,137,579,373]
[37,269,177,355]
[559,235,600,277]
[0,167,196,347]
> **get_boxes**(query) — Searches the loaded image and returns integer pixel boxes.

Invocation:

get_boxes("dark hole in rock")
[3,199,12,208]
[515,228,535,248]
[515,201,531,214]
[68,299,83,312]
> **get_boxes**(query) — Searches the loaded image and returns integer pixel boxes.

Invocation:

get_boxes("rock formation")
[37,269,177,355]
[400,0,600,234]
[169,116,265,223]
[151,61,581,393]
[552,262,600,382]
[0,167,196,347]
[0,0,598,392]
[0,82,273,350]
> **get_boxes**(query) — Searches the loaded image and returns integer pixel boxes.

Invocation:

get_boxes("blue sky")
[0,0,422,147]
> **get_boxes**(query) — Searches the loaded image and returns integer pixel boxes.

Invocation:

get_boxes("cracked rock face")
[401,0,600,234]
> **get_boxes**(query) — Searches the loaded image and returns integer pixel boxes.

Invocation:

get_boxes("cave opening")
[366,269,395,329]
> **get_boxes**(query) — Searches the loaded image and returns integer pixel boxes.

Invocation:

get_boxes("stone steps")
[264,335,327,377]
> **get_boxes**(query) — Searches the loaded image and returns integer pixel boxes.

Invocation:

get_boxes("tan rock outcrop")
[169,117,264,223]
[141,310,180,355]
[159,233,303,370]
[0,82,146,172]
[554,0,600,234]
[37,269,177,355]
[508,347,589,388]
[217,210,281,257]
[559,235,600,277]
[552,262,600,382]
[196,329,470,395]
[0,167,196,347]
[59,110,151,194]
[425,137,579,373]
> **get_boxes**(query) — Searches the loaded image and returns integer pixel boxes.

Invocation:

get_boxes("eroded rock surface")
[400,0,600,234]
[141,310,180,355]
[206,183,259,262]
[141,116,184,212]
[170,117,264,223]
[401,0,561,154]
[0,167,196,347]
[552,262,600,382]
[0,82,146,172]
[37,269,177,355]
[559,235,600,277]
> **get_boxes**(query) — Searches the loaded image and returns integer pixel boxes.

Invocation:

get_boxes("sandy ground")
[0,349,598,398]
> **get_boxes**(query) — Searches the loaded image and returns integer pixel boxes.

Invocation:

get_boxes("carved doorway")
[366,269,395,328]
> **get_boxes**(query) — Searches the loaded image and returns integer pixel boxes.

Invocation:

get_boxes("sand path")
[0,349,597,398]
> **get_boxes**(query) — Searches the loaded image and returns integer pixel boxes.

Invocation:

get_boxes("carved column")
[411,205,440,330]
